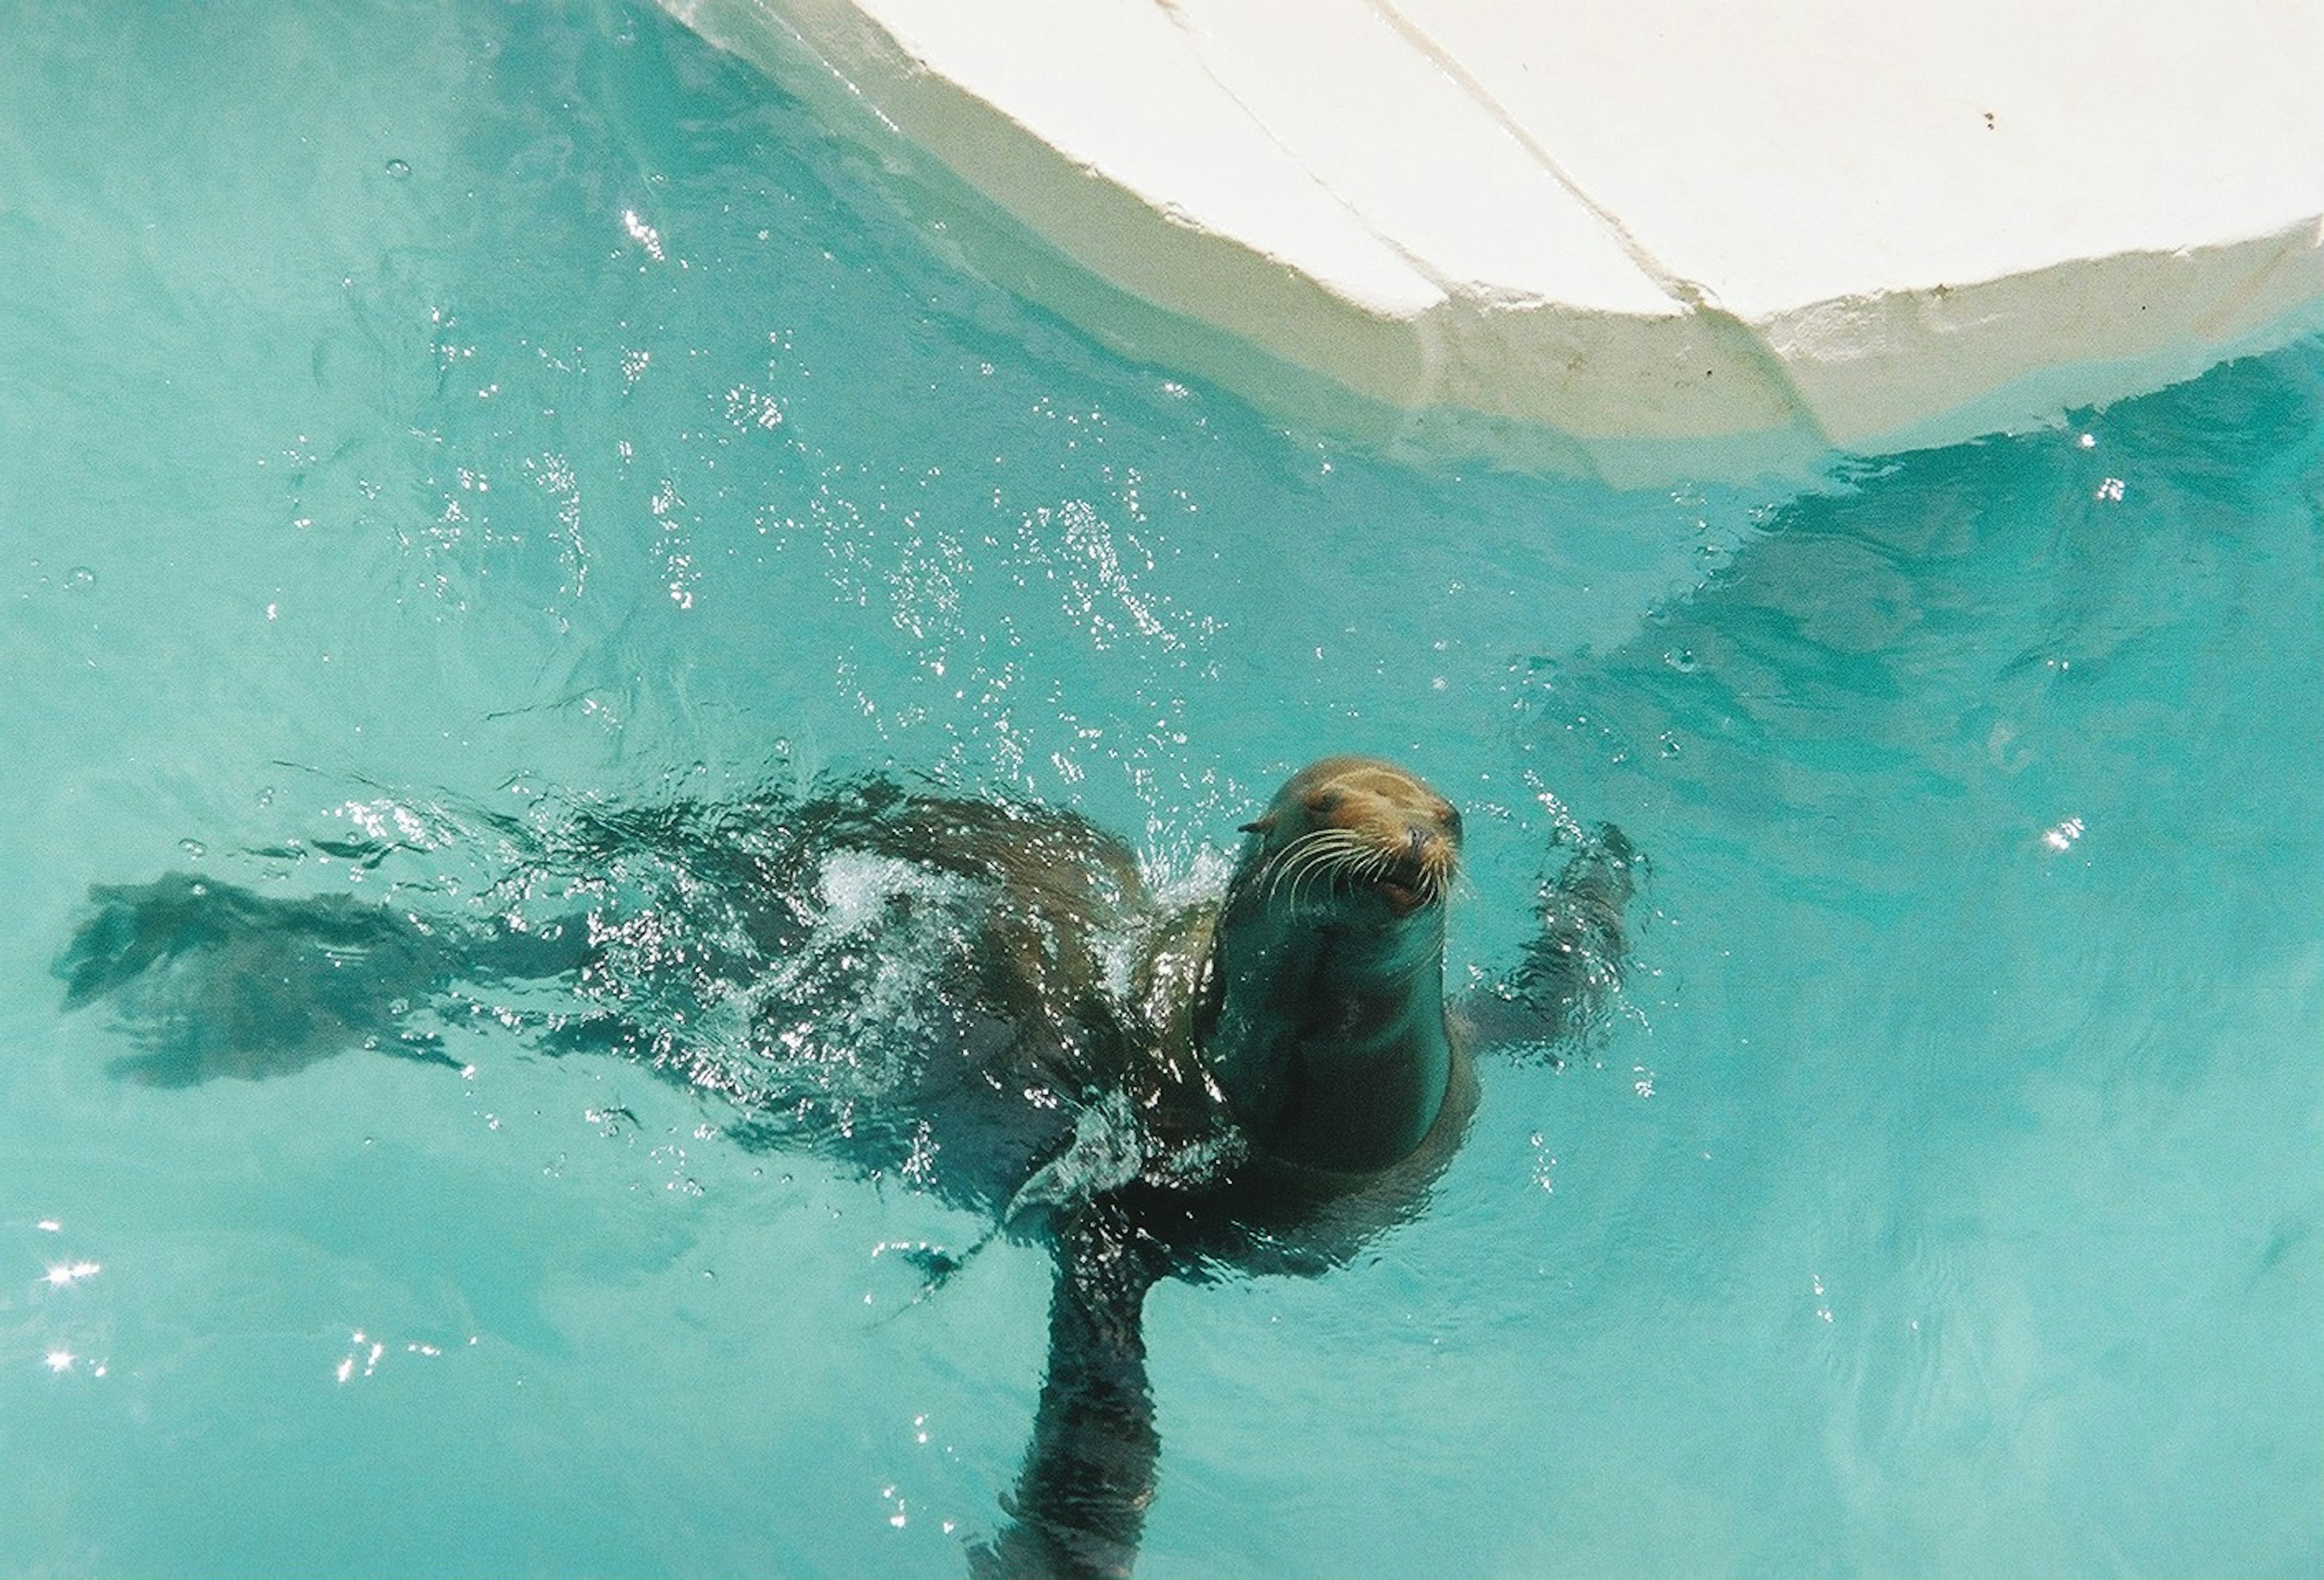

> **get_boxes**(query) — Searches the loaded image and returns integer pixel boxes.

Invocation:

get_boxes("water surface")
[2,3,2319,1576]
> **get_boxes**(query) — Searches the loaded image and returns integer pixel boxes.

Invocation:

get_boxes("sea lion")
[1201,755,1467,1172]
[971,758,1476,1579]
[54,758,1638,1579]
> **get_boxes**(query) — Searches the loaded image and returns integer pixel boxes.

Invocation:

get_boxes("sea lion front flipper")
[1456,822,1642,1058]
[1000,1091,1146,1236]
[976,1201,1165,1580]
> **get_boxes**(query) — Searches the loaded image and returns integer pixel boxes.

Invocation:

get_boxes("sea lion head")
[1229,755,1462,926]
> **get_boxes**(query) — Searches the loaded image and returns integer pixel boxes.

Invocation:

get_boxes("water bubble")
[65,566,95,591]
[1658,733,1681,758]
[178,838,207,859]
[385,158,412,180]
[1663,647,1699,674]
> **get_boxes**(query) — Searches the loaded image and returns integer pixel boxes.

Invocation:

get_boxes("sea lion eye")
[1304,790,1343,816]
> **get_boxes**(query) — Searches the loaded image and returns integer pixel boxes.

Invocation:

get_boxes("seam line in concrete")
[1364,0,1829,440]
[1155,2,1466,405]
[1160,4,1457,296]
[1362,0,1702,311]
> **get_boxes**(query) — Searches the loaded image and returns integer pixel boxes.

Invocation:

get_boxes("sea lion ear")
[1238,814,1276,835]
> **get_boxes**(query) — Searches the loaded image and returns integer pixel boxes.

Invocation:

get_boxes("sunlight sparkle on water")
[621,209,665,261]
[336,1331,387,1385]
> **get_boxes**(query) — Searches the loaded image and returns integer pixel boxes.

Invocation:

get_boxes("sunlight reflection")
[2042,816,2087,853]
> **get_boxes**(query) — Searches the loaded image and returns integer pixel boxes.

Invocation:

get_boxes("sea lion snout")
[1374,819,1453,914]
[1376,813,1458,914]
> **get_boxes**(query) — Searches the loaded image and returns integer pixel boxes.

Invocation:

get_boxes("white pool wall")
[659,0,2324,477]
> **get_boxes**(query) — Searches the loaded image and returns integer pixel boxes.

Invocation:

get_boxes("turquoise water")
[4,2,2320,1576]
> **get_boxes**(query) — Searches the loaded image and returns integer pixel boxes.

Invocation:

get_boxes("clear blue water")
[4,3,2320,1576]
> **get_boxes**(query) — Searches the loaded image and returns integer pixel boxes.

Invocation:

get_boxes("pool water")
[3,3,2320,1576]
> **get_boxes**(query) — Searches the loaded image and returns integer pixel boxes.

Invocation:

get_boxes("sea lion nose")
[1400,822,1449,879]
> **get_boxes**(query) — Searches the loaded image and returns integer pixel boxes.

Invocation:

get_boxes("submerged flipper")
[1458,822,1641,1056]
[976,1202,1166,1580]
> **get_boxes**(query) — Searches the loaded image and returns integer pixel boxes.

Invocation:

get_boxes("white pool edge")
[660,0,2324,483]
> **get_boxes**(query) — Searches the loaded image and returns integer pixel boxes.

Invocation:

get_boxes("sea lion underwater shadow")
[56,756,1638,1579]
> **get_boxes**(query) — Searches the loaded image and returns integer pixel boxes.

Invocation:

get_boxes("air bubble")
[385,158,412,180]
[65,566,95,591]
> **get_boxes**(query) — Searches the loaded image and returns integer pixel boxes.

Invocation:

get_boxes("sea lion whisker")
[1279,844,1341,910]
[1325,854,1379,901]
[1265,847,1302,905]
[1261,849,1310,908]
[1257,841,1313,906]
[1310,834,1377,901]
[1262,828,1341,877]
[1264,845,1301,906]
[1266,830,1361,907]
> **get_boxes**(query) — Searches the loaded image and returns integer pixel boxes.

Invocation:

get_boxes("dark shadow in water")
[56,767,1636,1580]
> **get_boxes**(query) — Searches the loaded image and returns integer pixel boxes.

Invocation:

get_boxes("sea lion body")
[57,757,1635,1580]
[922,758,1481,1579]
